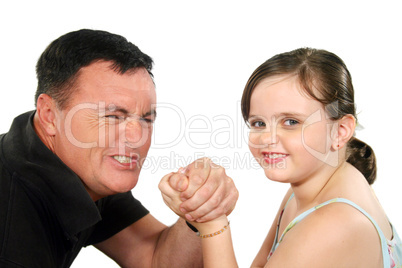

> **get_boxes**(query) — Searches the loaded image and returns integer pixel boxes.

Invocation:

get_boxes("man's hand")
[159,158,238,223]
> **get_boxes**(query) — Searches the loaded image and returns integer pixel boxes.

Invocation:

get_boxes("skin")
[33,60,239,267]
[249,75,392,267]
[35,61,155,200]
[161,74,393,268]
[159,162,238,268]
[162,157,238,222]
[248,75,338,189]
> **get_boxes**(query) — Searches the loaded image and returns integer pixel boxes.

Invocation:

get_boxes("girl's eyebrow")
[248,112,306,120]
[276,112,306,118]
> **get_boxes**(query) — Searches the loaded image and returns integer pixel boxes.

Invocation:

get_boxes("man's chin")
[107,176,139,194]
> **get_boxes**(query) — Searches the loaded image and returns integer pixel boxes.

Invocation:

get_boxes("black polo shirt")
[0,111,149,267]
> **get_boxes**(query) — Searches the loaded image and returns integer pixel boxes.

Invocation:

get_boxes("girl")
[160,48,402,267]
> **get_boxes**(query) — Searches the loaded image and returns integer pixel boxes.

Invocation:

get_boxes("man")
[0,29,238,267]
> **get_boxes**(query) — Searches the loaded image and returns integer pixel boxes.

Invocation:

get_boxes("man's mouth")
[113,155,133,164]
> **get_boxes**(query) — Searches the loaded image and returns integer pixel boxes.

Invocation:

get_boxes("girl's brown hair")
[241,48,376,184]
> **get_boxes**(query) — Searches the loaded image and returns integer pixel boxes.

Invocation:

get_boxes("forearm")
[152,218,203,267]
[194,216,238,268]
[201,227,238,268]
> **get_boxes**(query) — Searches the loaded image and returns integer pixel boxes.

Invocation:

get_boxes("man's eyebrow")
[110,107,130,115]
[104,105,156,118]
[143,109,157,118]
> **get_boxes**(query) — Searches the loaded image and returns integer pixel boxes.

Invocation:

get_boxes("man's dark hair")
[35,29,153,109]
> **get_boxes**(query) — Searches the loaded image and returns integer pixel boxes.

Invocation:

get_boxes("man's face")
[53,61,156,200]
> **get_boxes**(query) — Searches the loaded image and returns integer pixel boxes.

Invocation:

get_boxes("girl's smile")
[248,75,336,184]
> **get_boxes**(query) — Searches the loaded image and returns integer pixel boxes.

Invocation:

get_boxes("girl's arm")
[191,215,238,268]
[159,171,238,267]
[192,187,294,268]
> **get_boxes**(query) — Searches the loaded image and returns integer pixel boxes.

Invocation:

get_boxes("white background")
[1,1,401,267]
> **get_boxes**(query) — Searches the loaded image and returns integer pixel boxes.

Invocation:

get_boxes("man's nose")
[123,119,148,147]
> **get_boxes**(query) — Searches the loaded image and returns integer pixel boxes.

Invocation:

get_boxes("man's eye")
[105,115,124,122]
[283,119,299,126]
[140,117,154,124]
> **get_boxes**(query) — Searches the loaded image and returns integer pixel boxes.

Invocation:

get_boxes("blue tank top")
[268,194,402,267]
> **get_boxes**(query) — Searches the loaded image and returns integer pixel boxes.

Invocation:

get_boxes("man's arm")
[95,214,202,267]
[95,157,238,267]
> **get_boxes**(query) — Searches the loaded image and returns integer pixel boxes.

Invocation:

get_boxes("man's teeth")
[265,154,286,159]
[113,156,132,163]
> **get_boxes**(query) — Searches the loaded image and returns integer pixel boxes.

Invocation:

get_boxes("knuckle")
[226,177,237,191]
[158,180,167,192]
[209,196,221,208]
[229,187,239,201]
[210,165,226,179]
[175,174,186,189]
[202,157,212,163]
[158,181,163,190]
[189,210,202,219]
[180,191,191,200]
[214,206,225,217]
[169,174,179,185]
[234,190,239,200]
[226,175,234,184]
[216,166,226,177]
[199,157,212,169]
[195,157,208,168]
[191,174,205,186]
[198,187,212,200]
[182,200,197,211]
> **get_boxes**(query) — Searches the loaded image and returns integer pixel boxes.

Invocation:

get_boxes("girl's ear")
[332,114,356,150]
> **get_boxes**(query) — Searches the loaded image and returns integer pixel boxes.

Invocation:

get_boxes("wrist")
[190,215,228,235]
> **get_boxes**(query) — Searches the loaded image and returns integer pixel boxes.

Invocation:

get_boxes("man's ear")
[35,94,58,136]
[331,114,356,150]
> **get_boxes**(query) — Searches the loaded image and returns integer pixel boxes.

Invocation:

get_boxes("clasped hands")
[159,158,238,228]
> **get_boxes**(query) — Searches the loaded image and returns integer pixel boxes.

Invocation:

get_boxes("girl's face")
[248,75,337,184]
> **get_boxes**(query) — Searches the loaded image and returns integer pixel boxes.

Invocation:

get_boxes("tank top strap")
[284,193,295,209]
[277,197,390,268]
[268,192,295,260]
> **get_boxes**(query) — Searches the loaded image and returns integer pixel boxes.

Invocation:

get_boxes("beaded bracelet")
[197,221,230,238]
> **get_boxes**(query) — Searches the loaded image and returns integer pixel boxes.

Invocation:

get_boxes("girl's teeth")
[267,154,285,159]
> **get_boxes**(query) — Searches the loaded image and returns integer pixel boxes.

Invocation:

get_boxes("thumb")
[169,172,189,192]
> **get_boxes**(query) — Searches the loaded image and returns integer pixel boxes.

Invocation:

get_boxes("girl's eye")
[250,120,266,128]
[283,119,299,126]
